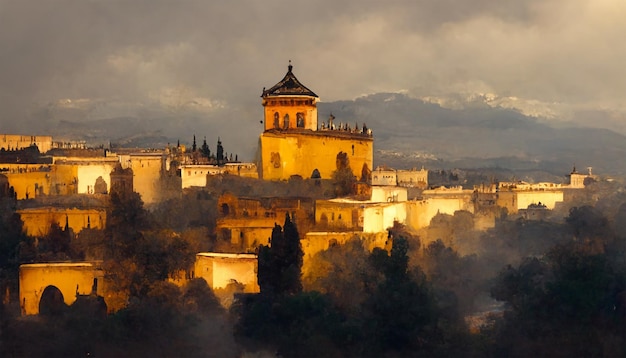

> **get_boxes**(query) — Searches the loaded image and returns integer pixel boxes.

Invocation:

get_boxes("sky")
[1,0,625,141]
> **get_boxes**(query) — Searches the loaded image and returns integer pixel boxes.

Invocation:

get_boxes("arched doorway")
[39,285,67,316]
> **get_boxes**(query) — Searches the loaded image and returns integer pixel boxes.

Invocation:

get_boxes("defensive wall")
[18,207,106,236]
[0,134,53,153]
[194,253,260,294]
[302,231,388,275]
[19,262,105,315]
[259,130,373,180]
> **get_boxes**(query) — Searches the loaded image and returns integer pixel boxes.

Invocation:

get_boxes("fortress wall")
[19,263,104,315]
[0,134,53,153]
[515,191,563,210]
[314,201,361,230]
[405,197,471,231]
[362,202,406,233]
[130,155,164,204]
[194,253,259,293]
[5,164,82,199]
[302,231,388,275]
[75,164,115,194]
[371,186,408,203]
[18,207,106,236]
[497,190,564,213]
[259,133,373,180]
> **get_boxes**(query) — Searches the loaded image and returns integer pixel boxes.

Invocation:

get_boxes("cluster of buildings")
[11,64,597,314]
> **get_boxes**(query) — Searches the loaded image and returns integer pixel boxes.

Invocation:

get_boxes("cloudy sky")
[1,0,625,141]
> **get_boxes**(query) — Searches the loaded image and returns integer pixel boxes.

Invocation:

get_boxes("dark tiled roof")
[262,64,318,98]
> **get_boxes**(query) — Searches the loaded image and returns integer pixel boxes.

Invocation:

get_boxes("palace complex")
[3,63,599,313]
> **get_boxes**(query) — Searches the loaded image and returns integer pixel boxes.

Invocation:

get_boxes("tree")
[200,137,210,158]
[331,151,355,197]
[362,236,440,354]
[491,243,626,357]
[258,213,303,296]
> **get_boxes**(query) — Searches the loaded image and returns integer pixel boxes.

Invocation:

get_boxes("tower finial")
[288,59,293,72]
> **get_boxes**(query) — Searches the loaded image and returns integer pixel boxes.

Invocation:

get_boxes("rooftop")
[262,63,318,98]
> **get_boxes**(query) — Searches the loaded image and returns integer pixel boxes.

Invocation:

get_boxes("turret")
[261,62,319,131]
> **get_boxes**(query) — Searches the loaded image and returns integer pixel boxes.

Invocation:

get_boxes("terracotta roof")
[262,64,318,98]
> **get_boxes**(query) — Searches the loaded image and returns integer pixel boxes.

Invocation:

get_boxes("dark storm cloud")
[0,0,624,138]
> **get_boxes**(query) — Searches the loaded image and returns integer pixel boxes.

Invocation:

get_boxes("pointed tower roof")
[262,62,318,98]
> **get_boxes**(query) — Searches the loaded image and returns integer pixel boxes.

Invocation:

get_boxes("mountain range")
[33,92,626,178]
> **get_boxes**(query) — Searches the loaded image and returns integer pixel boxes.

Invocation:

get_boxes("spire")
[288,59,293,73]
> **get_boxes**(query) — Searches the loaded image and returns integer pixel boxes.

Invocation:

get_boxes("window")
[297,113,305,128]
[283,114,290,129]
[273,113,280,129]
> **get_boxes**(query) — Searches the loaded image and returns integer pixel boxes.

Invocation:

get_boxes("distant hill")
[32,92,626,179]
[319,93,626,177]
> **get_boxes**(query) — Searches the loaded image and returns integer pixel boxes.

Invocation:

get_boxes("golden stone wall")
[18,207,106,236]
[405,197,473,230]
[496,190,563,214]
[315,201,362,231]
[194,253,260,293]
[0,134,53,153]
[216,193,314,251]
[3,164,78,199]
[130,155,162,204]
[19,262,105,315]
[259,131,373,180]
[302,231,388,275]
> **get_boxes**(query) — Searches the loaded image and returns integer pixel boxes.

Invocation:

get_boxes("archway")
[39,285,67,316]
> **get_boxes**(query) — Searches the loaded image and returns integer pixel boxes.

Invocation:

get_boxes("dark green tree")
[258,213,303,296]
[200,137,210,158]
[362,236,440,354]
[491,243,626,357]
[216,137,224,165]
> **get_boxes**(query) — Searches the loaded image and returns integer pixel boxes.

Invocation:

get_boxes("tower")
[261,61,319,131]
[258,63,373,181]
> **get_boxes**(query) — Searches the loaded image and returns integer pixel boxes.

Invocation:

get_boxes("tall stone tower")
[258,63,373,181]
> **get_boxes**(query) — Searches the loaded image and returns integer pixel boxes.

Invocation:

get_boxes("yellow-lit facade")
[2,164,77,199]
[194,253,260,293]
[260,131,373,180]
[19,262,105,315]
[259,65,373,180]
[18,207,106,236]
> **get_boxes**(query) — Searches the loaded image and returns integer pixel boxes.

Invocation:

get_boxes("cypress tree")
[257,213,303,296]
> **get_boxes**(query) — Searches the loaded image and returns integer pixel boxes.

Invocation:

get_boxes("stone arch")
[39,285,67,316]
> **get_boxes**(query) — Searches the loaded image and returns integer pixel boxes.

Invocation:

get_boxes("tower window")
[283,114,290,129]
[273,113,280,129]
[297,113,305,128]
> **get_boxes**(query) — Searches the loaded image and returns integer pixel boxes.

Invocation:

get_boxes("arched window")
[283,114,290,129]
[273,112,280,129]
[297,113,305,128]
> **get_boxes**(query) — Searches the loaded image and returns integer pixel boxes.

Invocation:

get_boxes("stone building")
[19,262,105,315]
[194,252,260,295]
[258,64,373,180]
[216,193,315,251]
[0,134,53,153]
[18,206,106,236]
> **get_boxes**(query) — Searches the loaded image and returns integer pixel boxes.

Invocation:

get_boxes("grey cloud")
[0,0,624,142]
